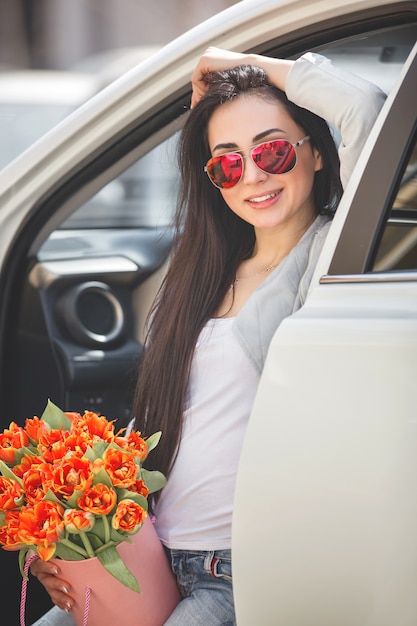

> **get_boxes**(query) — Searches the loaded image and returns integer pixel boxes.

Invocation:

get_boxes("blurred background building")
[0,0,240,70]
[0,0,241,171]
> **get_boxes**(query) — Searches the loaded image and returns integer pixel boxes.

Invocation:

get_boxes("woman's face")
[207,95,323,235]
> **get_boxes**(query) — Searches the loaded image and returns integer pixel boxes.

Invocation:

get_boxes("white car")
[0,1,416,624]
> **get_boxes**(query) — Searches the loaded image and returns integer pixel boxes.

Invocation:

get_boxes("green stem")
[79,532,95,559]
[95,540,117,555]
[59,538,89,558]
[102,514,110,544]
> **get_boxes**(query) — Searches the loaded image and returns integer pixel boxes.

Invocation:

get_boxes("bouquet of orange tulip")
[0,400,166,593]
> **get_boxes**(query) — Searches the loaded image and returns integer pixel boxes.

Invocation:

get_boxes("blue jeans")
[30,608,75,626]
[163,548,236,625]
[31,548,236,625]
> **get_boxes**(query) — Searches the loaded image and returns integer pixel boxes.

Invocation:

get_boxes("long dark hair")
[132,64,342,491]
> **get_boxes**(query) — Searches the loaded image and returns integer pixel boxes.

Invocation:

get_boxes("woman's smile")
[246,189,282,208]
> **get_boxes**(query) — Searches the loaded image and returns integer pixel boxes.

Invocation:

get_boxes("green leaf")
[66,489,82,509]
[0,460,23,484]
[96,545,140,593]
[145,431,162,454]
[14,446,37,465]
[107,440,129,453]
[19,548,30,578]
[117,489,148,510]
[141,469,166,494]
[41,400,72,431]
[91,441,109,458]
[83,446,97,462]
[43,489,71,508]
[92,466,113,488]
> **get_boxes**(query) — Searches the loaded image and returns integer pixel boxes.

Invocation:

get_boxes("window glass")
[318,24,416,87]
[58,133,180,230]
[371,133,417,272]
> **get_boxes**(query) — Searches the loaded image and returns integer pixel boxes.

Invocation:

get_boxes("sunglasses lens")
[206,139,301,188]
[206,153,243,188]
[252,140,296,175]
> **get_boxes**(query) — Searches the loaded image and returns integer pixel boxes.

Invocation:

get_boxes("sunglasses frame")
[204,135,311,189]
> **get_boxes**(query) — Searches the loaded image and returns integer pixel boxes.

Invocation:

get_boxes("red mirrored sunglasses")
[204,136,311,189]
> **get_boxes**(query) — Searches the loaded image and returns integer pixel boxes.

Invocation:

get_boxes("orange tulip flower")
[103,448,138,488]
[63,509,95,533]
[78,483,117,516]
[51,456,94,499]
[18,500,65,561]
[0,476,24,510]
[24,416,48,443]
[0,422,30,464]
[112,500,146,533]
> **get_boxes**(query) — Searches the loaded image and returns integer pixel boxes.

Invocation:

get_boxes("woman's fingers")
[30,558,59,578]
[30,559,75,612]
[190,47,250,108]
[190,47,294,108]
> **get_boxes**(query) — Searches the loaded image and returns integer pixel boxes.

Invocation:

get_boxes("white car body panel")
[233,281,417,625]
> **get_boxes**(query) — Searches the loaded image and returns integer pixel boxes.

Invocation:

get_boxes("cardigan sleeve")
[285,52,386,189]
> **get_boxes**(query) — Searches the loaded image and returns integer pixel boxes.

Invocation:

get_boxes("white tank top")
[154,316,260,550]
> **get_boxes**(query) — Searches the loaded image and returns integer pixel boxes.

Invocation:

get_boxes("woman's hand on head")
[191,47,295,109]
[191,47,252,108]
[30,558,74,613]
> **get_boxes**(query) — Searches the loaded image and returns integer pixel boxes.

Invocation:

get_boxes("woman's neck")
[250,212,316,270]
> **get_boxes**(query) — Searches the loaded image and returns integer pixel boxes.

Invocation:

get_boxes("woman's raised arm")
[191,47,386,187]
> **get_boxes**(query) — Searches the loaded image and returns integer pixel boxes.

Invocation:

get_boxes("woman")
[30,48,385,625]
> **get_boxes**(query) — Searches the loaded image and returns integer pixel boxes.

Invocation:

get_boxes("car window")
[318,24,417,94]
[372,132,417,272]
[58,134,180,230]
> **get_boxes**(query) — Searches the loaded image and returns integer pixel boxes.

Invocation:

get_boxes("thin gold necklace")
[234,263,277,283]
[229,263,278,291]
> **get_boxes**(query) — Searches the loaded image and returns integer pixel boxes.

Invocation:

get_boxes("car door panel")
[234,292,417,625]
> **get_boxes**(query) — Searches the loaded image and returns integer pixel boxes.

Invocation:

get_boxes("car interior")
[0,10,416,624]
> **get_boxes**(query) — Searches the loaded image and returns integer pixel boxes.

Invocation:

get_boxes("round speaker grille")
[58,282,124,347]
